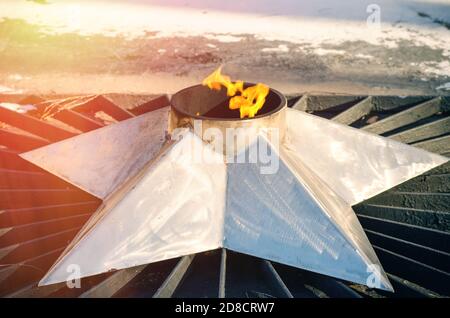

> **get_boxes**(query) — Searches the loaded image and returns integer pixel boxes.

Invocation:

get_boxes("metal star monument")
[20,86,448,292]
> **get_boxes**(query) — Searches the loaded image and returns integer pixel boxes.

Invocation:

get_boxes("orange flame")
[202,67,269,118]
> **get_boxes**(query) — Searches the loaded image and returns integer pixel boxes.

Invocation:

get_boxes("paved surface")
[0,0,449,95]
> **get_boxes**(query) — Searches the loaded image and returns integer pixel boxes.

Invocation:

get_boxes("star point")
[22,107,447,292]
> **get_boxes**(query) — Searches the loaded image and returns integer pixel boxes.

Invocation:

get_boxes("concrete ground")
[0,0,449,96]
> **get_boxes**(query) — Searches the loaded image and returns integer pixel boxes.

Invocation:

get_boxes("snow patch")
[204,34,243,43]
[0,85,23,94]
[2,0,448,53]
[355,53,374,60]
[315,48,346,56]
[8,74,31,81]
[0,102,36,113]
[436,82,450,91]
[261,45,289,53]
[420,60,450,77]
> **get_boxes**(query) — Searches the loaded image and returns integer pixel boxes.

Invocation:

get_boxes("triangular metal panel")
[285,108,448,205]
[21,107,170,199]
[39,131,227,286]
[224,135,392,290]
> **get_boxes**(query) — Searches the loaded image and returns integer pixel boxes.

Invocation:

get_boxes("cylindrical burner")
[169,83,287,155]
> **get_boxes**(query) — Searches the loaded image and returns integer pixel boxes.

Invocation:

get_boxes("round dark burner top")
[170,83,286,121]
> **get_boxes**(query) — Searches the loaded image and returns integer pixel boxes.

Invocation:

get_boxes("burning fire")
[202,67,269,118]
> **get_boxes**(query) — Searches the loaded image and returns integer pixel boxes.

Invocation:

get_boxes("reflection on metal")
[285,108,448,205]
[20,107,170,199]
[30,103,448,292]
[39,131,226,286]
[225,136,392,291]
[169,83,287,156]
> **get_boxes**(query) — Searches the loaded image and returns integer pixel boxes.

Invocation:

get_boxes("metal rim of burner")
[169,83,287,153]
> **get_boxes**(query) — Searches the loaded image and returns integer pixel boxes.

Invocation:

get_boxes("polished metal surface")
[39,133,392,290]
[284,108,448,205]
[225,136,392,291]
[20,107,170,199]
[39,131,226,286]
[26,95,447,292]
